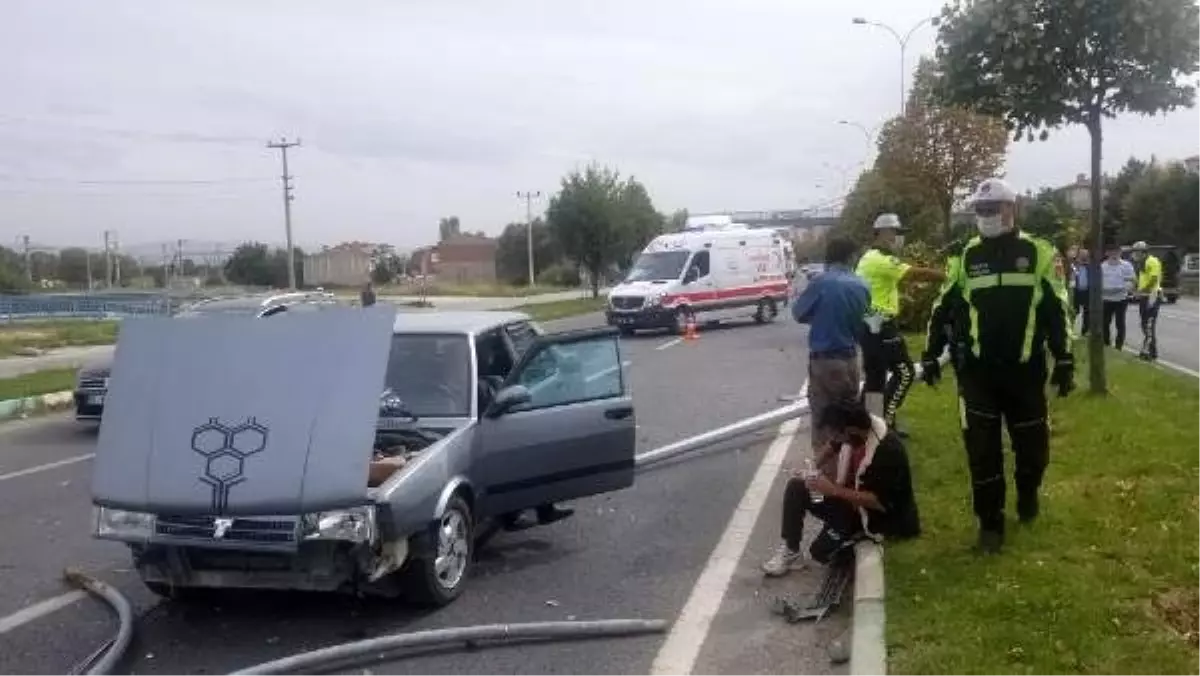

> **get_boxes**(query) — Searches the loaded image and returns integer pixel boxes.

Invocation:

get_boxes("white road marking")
[650,387,805,675]
[0,591,87,636]
[656,338,683,351]
[1121,347,1199,378]
[0,453,95,482]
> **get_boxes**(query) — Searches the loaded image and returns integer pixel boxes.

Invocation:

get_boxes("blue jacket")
[791,264,870,354]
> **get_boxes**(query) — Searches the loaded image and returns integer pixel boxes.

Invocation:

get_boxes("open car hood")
[91,306,395,516]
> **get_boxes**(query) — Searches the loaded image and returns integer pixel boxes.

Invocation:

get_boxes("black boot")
[1017,491,1040,524]
[976,518,1005,555]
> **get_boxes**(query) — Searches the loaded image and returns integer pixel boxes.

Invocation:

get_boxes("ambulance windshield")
[625,250,690,282]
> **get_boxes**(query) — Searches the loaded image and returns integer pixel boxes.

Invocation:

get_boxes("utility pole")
[111,231,121,286]
[516,190,541,287]
[103,230,114,288]
[267,137,301,289]
[21,235,31,284]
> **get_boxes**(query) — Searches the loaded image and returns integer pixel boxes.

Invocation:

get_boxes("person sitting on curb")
[762,399,921,577]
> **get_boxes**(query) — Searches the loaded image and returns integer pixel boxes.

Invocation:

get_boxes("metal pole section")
[517,191,541,287]
[103,231,112,288]
[634,400,810,469]
[21,235,31,284]
[268,137,301,289]
[851,16,939,117]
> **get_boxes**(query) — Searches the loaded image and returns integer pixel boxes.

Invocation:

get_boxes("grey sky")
[5,0,1197,253]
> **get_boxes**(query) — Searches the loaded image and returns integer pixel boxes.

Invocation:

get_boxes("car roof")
[390,310,532,335]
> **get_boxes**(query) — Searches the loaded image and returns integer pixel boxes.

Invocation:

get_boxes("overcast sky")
[5,0,1198,253]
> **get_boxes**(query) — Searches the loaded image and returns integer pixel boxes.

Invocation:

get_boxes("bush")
[895,240,944,334]
[536,263,581,288]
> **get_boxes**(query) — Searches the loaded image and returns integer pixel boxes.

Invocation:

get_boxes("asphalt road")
[0,311,844,675]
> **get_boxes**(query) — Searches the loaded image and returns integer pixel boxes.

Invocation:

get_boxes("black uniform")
[921,231,1073,538]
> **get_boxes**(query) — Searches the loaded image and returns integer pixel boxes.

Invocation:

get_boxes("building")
[1184,156,1199,174]
[303,241,375,287]
[1056,173,1109,212]
[408,235,499,284]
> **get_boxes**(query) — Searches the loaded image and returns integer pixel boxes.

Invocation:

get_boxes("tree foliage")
[1102,156,1150,238]
[437,216,462,241]
[224,242,305,288]
[666,208,689,233]
[837,168,945,245]
[1121,160,1200,248]
[494,218,564,285]
[1019,188,1086,251]
[935,0,1200,395]
[876,58,1009,239]
[546,165,663,297]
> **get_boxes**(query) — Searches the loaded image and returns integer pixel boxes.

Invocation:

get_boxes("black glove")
[1050,355,1075,397]
[919,356,942,386]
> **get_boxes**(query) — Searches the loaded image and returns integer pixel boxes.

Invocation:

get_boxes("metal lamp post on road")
[851,15,940,115]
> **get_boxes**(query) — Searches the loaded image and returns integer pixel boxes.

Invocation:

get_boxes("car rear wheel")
[754,298,778,324]
[403,495,474,607]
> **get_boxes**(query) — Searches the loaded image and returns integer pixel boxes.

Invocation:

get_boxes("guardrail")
[0,293,177,321]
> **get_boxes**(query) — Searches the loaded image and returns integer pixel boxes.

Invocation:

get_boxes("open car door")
[476,326,634,517]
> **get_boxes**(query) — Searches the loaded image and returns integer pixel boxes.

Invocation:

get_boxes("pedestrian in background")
[1130,241,1162,361]
[1100,242,1136,350]
[1072,248,1090,336]
[360,281,377,308]
[855,214,944,432]
[790,236,869,474]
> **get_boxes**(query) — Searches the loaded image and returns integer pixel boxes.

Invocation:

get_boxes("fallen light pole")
[634,398,809,469]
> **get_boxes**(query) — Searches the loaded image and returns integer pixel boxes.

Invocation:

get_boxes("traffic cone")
[684,316,699,341]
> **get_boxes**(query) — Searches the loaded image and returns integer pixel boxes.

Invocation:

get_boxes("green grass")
[0,368,77,401]
[887,347,1199,674]
[381,282,574,298]
[516,296,607,322]
[0,320,119,357]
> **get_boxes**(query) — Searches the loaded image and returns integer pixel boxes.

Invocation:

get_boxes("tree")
[934,0,1200,395]
[57,248,93,287]
[546,165,659,298]
[876,57,1009,240]
[1020,188,1085,252]
[666,208,689,232]
[224,243,276,287]
[495,218,563,285]
[438,216,461,241]
[1122,161,1200,248]
[614,179,665,270]
[1103,157,1150,238]
[837,168,942,245]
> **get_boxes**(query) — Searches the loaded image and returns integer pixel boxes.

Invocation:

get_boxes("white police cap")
[970,177,1017,204]
[873,213,903,230]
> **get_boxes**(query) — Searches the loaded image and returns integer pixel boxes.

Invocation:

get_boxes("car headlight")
[94,506,154,540]
[645,295,662,307]
[302,506,376,543]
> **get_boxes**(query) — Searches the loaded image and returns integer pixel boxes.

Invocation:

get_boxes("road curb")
[0,389,74,421]
[850,540,886,675]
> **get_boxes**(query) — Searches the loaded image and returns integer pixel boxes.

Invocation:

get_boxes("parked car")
[74,291,341,423]
[90,308,636,607]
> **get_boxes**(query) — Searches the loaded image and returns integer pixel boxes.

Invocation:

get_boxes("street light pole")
[851,16,940,115]
[516,190,541,287]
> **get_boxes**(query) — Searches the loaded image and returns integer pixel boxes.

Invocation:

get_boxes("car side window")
[504,321,539,359]
[510,335,623,413]
[691,250,711,277]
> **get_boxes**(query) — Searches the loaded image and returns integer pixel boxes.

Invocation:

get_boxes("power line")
[267,137,302,290]
[0,175,274,185]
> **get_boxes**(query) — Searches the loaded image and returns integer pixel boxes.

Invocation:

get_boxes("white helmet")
[873,213,903,230]
[1131,241,1148,251]
[970,177,1017,205]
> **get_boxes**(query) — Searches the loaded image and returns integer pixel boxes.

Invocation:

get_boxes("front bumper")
[73,389,106,421]
[606,306,676,329]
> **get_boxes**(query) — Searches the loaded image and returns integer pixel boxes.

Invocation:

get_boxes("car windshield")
[383,333,472,418]
[624,250,690,282]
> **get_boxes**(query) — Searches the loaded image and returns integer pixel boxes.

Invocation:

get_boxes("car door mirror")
[486,385,533,418]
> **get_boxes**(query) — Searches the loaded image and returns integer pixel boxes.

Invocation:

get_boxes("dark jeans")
[1138,295,1160,358]
[958,362,1049,532]
[860,320,915,427]
[1102,299,1128,350]
[780,478,860,551]
[1074,288,1090,335]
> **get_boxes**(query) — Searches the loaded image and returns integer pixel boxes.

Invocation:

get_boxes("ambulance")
[606,222,794,334]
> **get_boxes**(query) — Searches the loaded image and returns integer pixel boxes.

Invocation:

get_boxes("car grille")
[78,377,107,390]
[610,296,645,310]
[154,514,298,544]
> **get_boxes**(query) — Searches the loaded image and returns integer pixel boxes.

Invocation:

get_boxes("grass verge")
[0,368,77,401]
[0,320,119,357]
[516,296,607,322]
[380,283,574,298]
[887,347,1199,674]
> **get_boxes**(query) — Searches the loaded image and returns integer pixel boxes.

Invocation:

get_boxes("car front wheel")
[403,495,474,607]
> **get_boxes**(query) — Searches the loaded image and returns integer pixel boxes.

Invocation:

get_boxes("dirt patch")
[0,330,53,341]
[1151,587,1199,644]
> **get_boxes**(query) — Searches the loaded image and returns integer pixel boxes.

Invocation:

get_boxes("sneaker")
[762,543,807,577]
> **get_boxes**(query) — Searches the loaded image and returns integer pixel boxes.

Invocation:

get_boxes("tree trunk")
[1086,116,1107,395]
[942,197,954,242]
[589,264,601,299]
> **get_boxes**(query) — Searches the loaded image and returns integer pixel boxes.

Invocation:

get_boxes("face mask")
[976,214,1008,237]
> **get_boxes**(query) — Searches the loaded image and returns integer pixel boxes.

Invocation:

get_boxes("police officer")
[920,178,1074,554]
[856,213,944,430]
[932,225,974,384]
[1130,241,1162,361]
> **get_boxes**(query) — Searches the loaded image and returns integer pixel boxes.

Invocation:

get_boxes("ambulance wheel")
[671,307,693,335]
[403,495,473,607]
[754,298,778,324]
